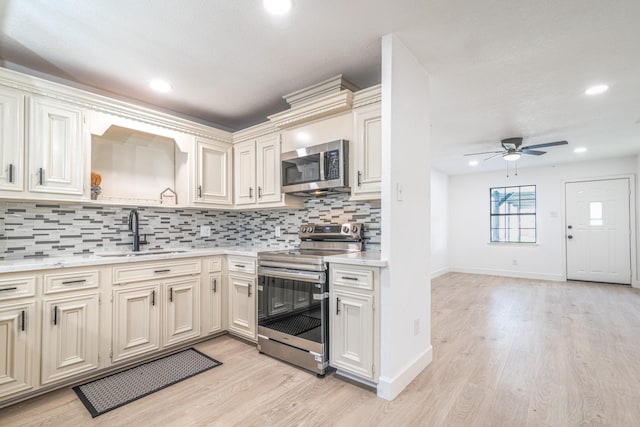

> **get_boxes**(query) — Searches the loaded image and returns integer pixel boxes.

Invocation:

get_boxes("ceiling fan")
[464,137,568,161]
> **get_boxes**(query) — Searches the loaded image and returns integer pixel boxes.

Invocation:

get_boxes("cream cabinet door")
[163,277,201,347]
[330,288,374,380]
[228,273,256,341]
[0,301,36,399]
[195,137,233,206]
[0,87,24,192]
[352,104,382,199]
[203,273,223,335]
[27,96,84,196]
[41,293,99,385]
[234,140,256,206]
[256,134,281,204]
[112,283,161,363]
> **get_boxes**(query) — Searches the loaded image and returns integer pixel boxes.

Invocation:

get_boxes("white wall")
[430,169,449,277]
[378,34,432,400]
[449,156,638,281]
[636,154,640,286]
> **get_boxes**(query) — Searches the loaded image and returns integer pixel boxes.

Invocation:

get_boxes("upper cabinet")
[351,102,382,200]
[0,87,24,192]
[194,137,233,206]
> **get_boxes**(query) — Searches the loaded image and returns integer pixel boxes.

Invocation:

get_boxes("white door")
[195,138,233,205]
[234,140,256,206]
[0,302,35,399]
[256,134,281,204]
[228,274,256,340]
[203,273,223,335]
[163,277,201,347]
[0,87,25,192]
[565,178,631,284]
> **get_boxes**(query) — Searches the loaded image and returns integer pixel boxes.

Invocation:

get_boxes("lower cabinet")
[329,264,379,382]
[202,272,223,335]
[0,301,36,399]
[41,293,100,385]
[112,282,161,363]
[163,277,201,347]
[228,273,257,341]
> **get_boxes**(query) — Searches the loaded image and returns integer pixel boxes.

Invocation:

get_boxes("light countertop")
[0,246,387,274]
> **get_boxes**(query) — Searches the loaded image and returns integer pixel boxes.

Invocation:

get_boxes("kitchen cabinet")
[163,276,201,347]
[27,95,85,196]
[234,133,292,208]
[0,301,37,399]
[352,103,382,200]
[0,87,25,192]
[227,256,257,341]
[41,293,99,385]
[202,257,224,335]
[194,137,233,206]
[329,264,379,382]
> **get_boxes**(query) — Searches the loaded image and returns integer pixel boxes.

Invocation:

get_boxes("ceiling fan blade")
[463,150,503,156]
[521,140,568,150]
[484,153,503,161]
[521,149,546,156]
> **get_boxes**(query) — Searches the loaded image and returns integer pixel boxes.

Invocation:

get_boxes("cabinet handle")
[21,310,26,331]
[248,283,252,297]
[169,287,173,302]
[357,171,362,187]
[336,297,341,315]
[212,278,217,293]
[53,306,58,326]
[39,168,44,186]
[8,163,13,183]
[258,186,262,199]
[234,264,245,268]
[0,287,18,292]
[154,269,171,273]
[249,187,253,198]
[151,290,156,306]
[61,279,86,285]
[198,185,202,198]
[341,276,359,281]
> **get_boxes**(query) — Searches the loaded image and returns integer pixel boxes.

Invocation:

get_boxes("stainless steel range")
[257,223,363,376]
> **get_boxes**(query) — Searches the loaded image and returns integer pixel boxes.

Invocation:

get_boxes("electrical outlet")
[414,319,420,336]
[200,225,211,237]
[275,226,281,238]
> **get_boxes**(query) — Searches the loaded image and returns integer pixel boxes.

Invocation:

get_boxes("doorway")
[565,178,631,285]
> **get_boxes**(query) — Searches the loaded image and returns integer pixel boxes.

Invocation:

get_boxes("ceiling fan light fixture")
[503,152,521,161]
[585,84,609,96]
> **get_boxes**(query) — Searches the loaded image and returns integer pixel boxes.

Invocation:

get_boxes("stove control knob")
[303,226,309,233]
[352,225,359,233]
[342,225,349,234]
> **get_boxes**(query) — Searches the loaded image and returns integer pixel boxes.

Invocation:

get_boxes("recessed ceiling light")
[468,160,479,166]
[585,84,608,96]
[263,0,293,15]
[574,147,587,153]
[150,79,172,93]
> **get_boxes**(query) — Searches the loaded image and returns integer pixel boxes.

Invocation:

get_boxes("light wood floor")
[2,273,640,426]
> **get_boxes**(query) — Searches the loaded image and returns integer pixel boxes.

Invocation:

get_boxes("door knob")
[567,235,573,239]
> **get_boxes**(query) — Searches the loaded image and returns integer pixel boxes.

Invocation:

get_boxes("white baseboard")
[450,267,565,282]
[376,345,432,401]
[430,267,450,279]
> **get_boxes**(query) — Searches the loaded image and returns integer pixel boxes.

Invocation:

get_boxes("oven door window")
[282,154,321,186]
[258,276,324,344]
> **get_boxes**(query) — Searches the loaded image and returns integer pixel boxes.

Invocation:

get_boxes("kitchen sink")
[95,249,191,257]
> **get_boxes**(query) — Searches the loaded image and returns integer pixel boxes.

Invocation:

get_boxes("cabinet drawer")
[331,265,374,290]
[207,257,223,273]
[113,259,201,284]
[227,256,256,274]
[44,269,99,294]
[0,275,36,301]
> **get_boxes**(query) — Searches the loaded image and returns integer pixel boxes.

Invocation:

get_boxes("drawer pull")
[61,279,87,285]
[0,287,18,292]
[154,269,171,273]
[341,276,359,281]
[21,310,26,331]
[53,306,58,326]
[234,264,245,268]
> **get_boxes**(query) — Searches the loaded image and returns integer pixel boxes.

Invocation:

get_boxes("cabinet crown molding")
[268,90,354,129]
[353,84,381,109]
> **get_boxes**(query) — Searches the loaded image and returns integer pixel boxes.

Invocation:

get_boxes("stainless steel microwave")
[281,140,349,196]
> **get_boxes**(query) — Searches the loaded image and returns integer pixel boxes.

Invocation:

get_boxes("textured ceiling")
[1,0,638,174]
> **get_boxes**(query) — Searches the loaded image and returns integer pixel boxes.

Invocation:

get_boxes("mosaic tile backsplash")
[0,195,380,259]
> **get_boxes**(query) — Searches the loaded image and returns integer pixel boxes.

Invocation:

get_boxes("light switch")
[396,182,404,201]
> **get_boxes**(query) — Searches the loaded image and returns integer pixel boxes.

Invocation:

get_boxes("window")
[490,185,536,243]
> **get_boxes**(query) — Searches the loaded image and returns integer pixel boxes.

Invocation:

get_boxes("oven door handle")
[258,267,326,284]
[258,260,326,272]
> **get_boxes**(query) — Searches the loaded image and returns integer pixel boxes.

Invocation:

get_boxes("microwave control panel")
[325,150,340,180]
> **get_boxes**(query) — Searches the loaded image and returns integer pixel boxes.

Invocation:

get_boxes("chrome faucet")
[127,209,147,252]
